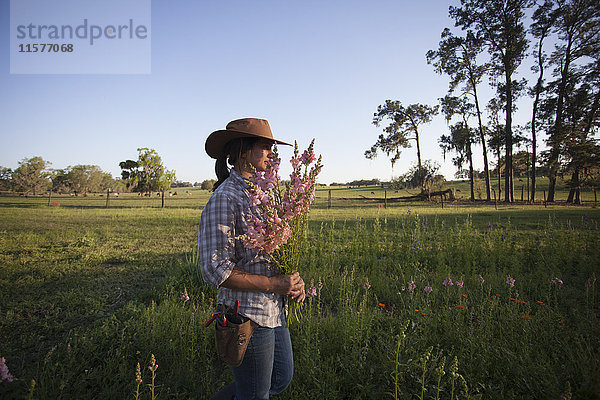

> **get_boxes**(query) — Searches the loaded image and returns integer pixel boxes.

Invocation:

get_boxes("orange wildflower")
[456,305,465,310]
[521,315,531,320]
[421,312,427,316]
[558,321,565,326]
[461,293,468,298]
[378,303,385,308]
[510,298,517,302]
[537,301,545,306]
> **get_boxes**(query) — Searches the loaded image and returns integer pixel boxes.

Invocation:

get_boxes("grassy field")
[0,183,599,399]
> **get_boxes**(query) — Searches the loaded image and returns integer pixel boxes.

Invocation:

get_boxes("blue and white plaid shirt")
[198,169,286,328]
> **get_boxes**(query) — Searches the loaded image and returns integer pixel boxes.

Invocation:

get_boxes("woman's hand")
[270,272,306,303]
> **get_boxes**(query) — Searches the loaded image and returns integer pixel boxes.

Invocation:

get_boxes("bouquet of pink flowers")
[241,140,322,322]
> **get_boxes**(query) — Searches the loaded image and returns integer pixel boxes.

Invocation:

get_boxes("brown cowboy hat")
[205,118,291,159]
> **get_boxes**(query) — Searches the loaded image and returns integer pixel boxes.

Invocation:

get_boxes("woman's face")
[242,139,274,172]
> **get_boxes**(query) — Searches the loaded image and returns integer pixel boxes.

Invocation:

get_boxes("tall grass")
[1,203,599,399]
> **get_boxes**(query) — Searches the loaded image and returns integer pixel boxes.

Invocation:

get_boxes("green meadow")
[0,183,599,399]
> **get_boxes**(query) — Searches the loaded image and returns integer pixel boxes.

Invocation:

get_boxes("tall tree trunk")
[472,84,491,200]
[530,36,545,203]
[497,145,502,200]
[566,168,580,204]
[468,142,475,201]
[504,69,514,203]
[415,129,422,172]
[548,37,573,202]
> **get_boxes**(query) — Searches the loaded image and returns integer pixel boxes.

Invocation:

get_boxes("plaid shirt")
[198,169,286,328]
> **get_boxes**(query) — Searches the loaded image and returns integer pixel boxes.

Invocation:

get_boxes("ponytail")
[213,155,229,190]
[212,137,261,191]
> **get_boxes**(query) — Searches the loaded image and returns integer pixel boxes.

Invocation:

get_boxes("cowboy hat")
[205,118,291,159]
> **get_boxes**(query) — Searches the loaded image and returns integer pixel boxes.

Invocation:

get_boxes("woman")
[198,118,306,400]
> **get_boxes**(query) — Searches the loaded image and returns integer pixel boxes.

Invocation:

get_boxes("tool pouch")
[213,307,258,367]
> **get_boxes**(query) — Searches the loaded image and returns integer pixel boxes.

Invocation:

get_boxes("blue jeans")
[232,325,294,400]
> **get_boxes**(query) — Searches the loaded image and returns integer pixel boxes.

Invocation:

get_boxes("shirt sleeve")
[198,192,238,288]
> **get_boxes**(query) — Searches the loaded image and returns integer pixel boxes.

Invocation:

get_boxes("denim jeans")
[232,325,294,400]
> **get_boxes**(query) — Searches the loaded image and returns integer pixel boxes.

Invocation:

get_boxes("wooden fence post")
[48,191,52,206]
[441,193,444,209]
[328,190,331,209]
[105,188,110,208]
[384,190,387,209]
[543,190,547,208]
[161,190,165,208]
[493,189,497,210]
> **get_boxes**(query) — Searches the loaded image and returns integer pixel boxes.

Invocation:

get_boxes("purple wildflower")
[442,278,454,287]
[506,277,516,288]
[408,281,416,292]
[0,357,14,383]
[424,286,433,293]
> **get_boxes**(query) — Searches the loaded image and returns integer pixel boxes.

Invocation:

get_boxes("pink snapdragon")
[242,140,322,263]
[0,357,14,383]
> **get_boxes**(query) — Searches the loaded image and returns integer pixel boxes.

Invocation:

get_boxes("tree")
[367,100,439,189]
[119,148,176,206]
[529,0,556,202]
[67,165,105,194]
[427,29,492,200]
[487,97,506,199]
[12,156,51,195]
[450,0,532,202]
[562,62,600,203]
[0,167,12,191]
[394,160,442,194]
[200,179,216,191]
[544,0,600,202]
[119,159,139,192]
[50,169,70,193]
[439,95,477,200]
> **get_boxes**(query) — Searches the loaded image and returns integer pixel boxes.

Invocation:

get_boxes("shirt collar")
[229,168,250,188]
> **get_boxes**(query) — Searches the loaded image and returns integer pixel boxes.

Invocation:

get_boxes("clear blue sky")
[1,0,536,184]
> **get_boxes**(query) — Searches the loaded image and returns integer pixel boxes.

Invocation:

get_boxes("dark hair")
[213,137,260,190]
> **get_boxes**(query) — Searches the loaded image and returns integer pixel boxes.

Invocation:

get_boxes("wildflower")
[510,298,517,302]
[558,321,565,326]
[408,281,416,292]
[551,278,564,285]
[306,286,317,297]
[180,288,189,302]
[456,281,464,288]
[148,354,158,372]
[477,275,485,284]
[136,362,142,384]
[442,278,454,286]
[456,305,465,310]
[363,281,371,290]
[521,315,531,320]
[495,293,501,297]
[461,293,468,298]
[0,357,14,383]
[378,303,385,308]
[421,312,427,316]
[424,286,433,293]
[506,277,515,287]
[537,301,545,306]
